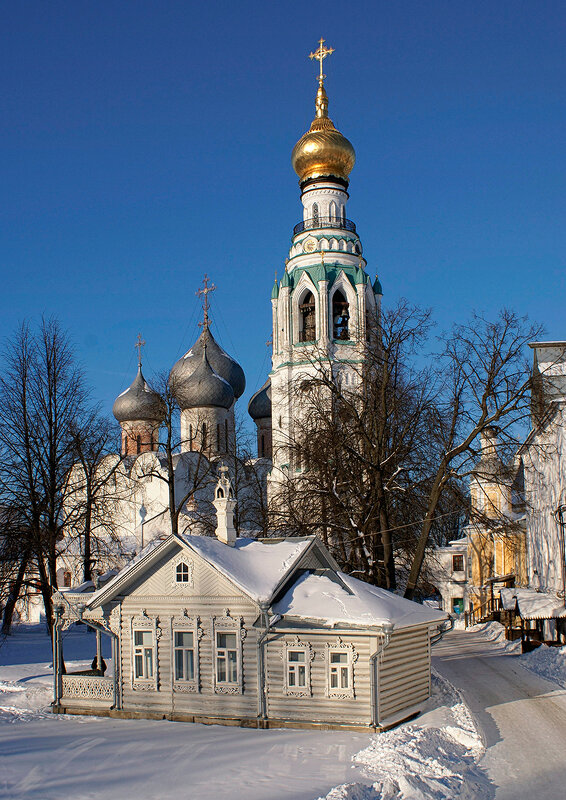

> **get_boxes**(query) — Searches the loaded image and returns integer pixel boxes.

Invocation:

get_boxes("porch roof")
[500,587,566,620]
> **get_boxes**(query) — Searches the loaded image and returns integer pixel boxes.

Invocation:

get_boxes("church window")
[299,291,316,342]
[174,631,195,681]
[329,201,337,221]
[217,423,221,451]
[261,434,265,458]
[133,630,154,680]
[189,424,193,449]
[202,422,207,450]
[176,562,190,583]
[215,632,238,684]
[452,555,464,573]
[312,202,319,226]
[332,290,350,340]
[136,434,141,454]
[63,571,72,588]
[225,419,229,451]
[278,416,282,428]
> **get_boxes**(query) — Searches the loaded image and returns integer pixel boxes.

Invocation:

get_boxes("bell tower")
[266,40,383,491]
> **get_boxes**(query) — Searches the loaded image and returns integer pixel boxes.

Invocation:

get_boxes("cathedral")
[59,40,383,583]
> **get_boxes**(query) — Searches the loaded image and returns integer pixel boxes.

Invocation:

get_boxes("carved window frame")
[211,610,246,695]
[130,611,162,692]
[281,636,314,698]
[170,612,203,694]
[172,555,194,590]
[323,638,357,699]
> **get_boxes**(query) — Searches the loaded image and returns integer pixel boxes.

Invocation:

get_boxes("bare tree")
[403,310,543,598]
[0,319,89,634]
[269,304,542,598]
[63,412,128,583]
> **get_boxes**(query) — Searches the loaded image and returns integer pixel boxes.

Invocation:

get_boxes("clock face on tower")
[303,237,317,254]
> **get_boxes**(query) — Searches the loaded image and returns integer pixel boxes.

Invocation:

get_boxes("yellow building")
[466,427,527,618]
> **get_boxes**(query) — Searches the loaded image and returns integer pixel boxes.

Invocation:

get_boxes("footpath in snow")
[3,622,566,799]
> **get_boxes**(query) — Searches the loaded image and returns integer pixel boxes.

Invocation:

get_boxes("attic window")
[176,562,190,583]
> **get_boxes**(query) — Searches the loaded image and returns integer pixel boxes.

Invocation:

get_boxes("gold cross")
[309,37,334,84]
[135,333,145,368]
[196,274,216,331]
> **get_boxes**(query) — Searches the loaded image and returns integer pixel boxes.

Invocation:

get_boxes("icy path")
[433,629,566,800]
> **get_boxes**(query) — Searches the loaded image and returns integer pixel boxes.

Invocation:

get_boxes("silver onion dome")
[248,378,272,420]
[172,348,234,410]
[112,368,166,423]
[169,329,245,400]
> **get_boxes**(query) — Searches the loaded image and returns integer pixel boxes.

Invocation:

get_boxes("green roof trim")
[271,279,280,299]
[373,275,384,295]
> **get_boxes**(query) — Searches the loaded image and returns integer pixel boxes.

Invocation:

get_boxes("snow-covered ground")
[0,624,495,800]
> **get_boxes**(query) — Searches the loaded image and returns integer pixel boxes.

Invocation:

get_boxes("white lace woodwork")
[170,612,203,694]
[130,610,162,691]
[61,675,114,702]
[211,610,246,695]
[171,555,194,589]
[281,636,314,698]
[323,638,358,699]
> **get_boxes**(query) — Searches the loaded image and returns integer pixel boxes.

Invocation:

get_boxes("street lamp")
[553,505,566,607]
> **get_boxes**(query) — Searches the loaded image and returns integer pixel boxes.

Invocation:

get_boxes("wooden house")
[53,475,447,732]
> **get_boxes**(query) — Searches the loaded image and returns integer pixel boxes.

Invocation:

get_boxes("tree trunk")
[1,551,30,635]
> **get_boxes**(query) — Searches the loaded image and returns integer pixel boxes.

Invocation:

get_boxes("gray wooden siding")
[119,597,260,718]
[264,629,373,725]
[377,626,431,726]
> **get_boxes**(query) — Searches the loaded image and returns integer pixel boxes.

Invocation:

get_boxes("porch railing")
[464,596,500,628]
[61,674,114,702]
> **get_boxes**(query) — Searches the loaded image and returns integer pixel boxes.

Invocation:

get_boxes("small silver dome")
[248,378,272,421]
[173,349,234,410]
[169,329,245,400]
[112,368,165,423]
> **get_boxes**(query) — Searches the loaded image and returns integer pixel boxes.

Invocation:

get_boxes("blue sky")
[1,1,565,424]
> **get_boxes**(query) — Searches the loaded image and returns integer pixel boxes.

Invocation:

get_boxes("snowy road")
[433,629,566,800]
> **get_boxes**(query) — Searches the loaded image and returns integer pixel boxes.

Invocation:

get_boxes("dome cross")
[135,333,146,368]
[309,38,334,85]
[196,274,216,331]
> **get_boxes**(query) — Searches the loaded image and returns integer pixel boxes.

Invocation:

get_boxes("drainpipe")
[256,607,280,726]
[369,621,394,729]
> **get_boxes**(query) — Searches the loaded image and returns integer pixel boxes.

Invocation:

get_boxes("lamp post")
[553,505,566,608]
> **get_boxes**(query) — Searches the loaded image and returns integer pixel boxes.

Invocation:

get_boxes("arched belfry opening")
[299,291,316,342]
[332,290,350,340]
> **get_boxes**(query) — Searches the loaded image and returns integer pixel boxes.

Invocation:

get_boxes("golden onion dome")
[291,82,355,185]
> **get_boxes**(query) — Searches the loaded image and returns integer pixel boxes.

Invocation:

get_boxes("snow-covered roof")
[86,534,316,609]
[500,587,566,619]
[179,534,313,605]
[273,571,447,630]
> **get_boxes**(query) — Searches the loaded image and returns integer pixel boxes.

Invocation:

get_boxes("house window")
[174,631,194,681]
[452,554,464,573]
[329,651,350,691]
[216,632,238,684]
[283,637,313,696]
[324,640,357,698]
[176,562,190,583]
[133,630,154,680]
[287,650,307,688]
